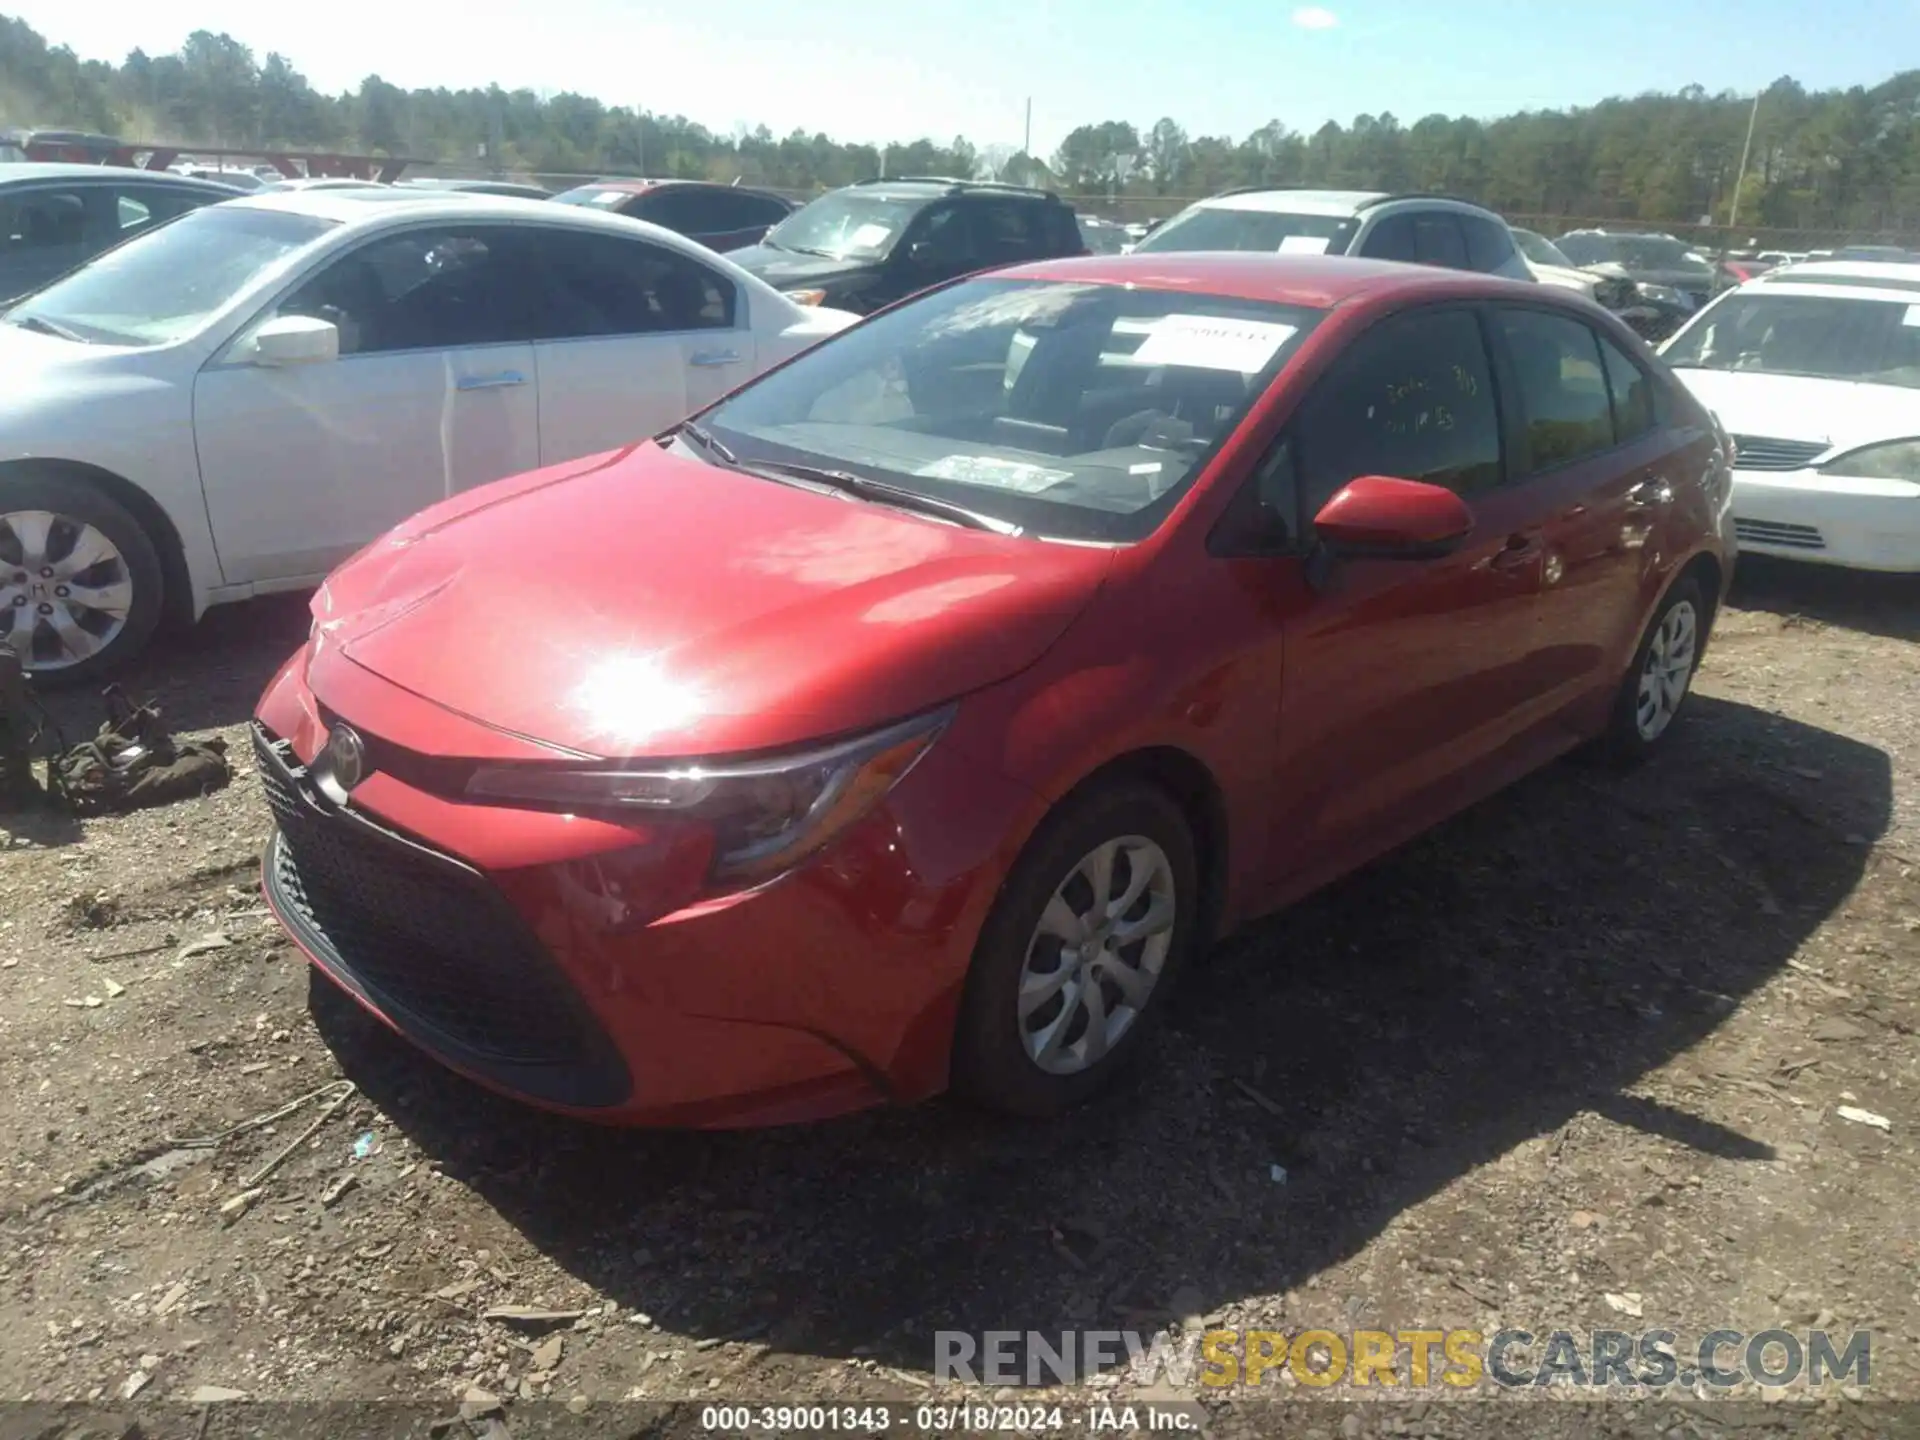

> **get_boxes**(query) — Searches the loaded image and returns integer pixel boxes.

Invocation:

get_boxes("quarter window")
[1292,307,1503,514]
[1494,309,1617,471]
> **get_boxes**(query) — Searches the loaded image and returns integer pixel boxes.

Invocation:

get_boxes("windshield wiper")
[7,313,88,343]
[659,418,739,467]
[781,244,838,259]
[749,461,1021,535]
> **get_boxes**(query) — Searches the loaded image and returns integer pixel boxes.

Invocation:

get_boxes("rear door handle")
[455,371,527,391]
[689,350,742,368]
[1626,475,1674,510]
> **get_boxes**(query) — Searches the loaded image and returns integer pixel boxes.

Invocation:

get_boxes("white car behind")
[1659,260,1920,573]
[0,189,857,677]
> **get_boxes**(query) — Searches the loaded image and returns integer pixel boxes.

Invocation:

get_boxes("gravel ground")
[0,557,1916,1438]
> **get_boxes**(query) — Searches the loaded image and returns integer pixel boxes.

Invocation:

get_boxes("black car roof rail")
[1355,191,1494,212]
[852,175,1061,201]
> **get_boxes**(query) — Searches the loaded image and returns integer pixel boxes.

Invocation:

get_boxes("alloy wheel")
[1635,598,1698,741]
[1018,834,1177,1075]
[0,509,136,671]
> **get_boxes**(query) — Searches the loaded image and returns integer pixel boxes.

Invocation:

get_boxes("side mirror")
[1312,475,1473,560]
[249,314,339,367]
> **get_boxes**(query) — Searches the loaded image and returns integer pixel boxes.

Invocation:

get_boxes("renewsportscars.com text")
[934,1327,1871,1390]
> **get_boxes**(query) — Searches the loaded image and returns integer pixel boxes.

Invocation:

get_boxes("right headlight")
[464,707,952,886]
[1819,439,1920,482]
[783,288,829,307]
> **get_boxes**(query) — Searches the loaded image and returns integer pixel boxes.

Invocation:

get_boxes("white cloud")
[1291,6,1339,29]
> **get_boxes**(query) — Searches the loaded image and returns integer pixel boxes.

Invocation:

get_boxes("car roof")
[1189,188,1388,217]
[996,252,1539,308]
[1749,260,1920,303]
[0,162,240,189]
[230,188,566,223]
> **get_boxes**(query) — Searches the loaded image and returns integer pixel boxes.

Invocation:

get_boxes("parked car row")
[8,134,1912,1131]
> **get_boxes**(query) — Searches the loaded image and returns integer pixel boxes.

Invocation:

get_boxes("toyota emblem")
[323,724,367,792]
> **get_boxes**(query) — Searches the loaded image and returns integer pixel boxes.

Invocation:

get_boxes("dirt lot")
[1,557,1917,1432]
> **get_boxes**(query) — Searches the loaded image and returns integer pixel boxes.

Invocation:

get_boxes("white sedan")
[0,189,858,677]
[1659,260,1920,573]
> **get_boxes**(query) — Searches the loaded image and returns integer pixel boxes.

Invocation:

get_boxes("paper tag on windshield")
[1278,235,1331,255]
[916,455,1072,493]
[1130,314,1298,372]
[589,192,625,207]
[850,222,893,248]
[1904,304,1920,327]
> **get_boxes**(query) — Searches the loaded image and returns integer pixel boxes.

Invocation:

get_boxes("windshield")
[1556,233,1711,274]
[1513,229,1573,268]
[700,277,1322,542]
[6,206,335,346]
[1133,206,1356,256]
[763,192,922,260]
[1661,293,1920,389]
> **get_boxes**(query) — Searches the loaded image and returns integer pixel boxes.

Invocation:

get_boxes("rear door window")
[1492,308,1618,472]
[528,228,737,336]
[1459,214,1518,273]
[1598,332,1657,443]
[1411,212,1470,270]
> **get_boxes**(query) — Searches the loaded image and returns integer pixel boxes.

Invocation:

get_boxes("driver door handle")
[455,371,527,391]
[1490,531,1543,571]
[689,350,742,368]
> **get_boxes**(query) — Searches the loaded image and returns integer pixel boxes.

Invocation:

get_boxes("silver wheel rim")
[1635,598,1697,741]
[1018,834,1177,1076]
[0,510,134,671]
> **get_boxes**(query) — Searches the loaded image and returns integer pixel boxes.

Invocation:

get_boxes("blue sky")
[10,0,1918,158]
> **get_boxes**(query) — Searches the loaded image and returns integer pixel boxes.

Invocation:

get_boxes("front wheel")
[952,781,1198,1117]
[1596,575,1705,765]
[0,474,164,687]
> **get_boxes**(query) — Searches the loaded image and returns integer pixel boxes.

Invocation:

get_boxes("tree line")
[5,13,1918,243]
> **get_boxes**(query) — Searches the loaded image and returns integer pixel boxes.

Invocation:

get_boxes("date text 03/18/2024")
[697,1405,1196,1432]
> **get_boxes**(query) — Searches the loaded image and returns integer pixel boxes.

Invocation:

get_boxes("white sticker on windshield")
[916,455,1073,493]
[590,192,625,207]
[850,222,893,248]
[1278,235,1331,255]
[1904,304,1920,327]
[1129,314,1299,373]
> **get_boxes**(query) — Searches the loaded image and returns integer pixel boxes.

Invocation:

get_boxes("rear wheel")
[1595,575,1704,765]
[952,781,1198,1117]
[0,473,164,687]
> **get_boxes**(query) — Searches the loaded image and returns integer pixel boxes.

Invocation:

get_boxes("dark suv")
[727,177,1088,314]
[550,179,794,252]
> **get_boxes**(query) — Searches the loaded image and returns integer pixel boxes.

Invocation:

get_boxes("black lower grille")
[256,725,630,1108]
[1729,434,1828,472]
[1735,517,1826,551]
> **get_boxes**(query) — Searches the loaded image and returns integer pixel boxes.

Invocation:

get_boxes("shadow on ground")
[27,592,313,742]
[1730,555,1920,643]
[312,693,1889,1374]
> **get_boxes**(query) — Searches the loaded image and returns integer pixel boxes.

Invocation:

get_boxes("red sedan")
[255,254,1735,1126]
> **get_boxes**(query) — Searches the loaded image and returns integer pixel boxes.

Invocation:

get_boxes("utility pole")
[1023,97,1031,158]
[1727,89,1761,232]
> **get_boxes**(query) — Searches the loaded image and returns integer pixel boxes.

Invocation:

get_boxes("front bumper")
[1730,468,1920,574]
[254,647,1029,1127]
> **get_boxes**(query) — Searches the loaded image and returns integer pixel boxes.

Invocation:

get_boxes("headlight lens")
[464,707,952,884]
[783,287,828,307]
[1636,282,1688,307]
[1819,438,1920,482]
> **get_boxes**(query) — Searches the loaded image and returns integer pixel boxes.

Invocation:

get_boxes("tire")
[952,780,1199,1117]
[1594,575,1705,766]
[0,472,165,688]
